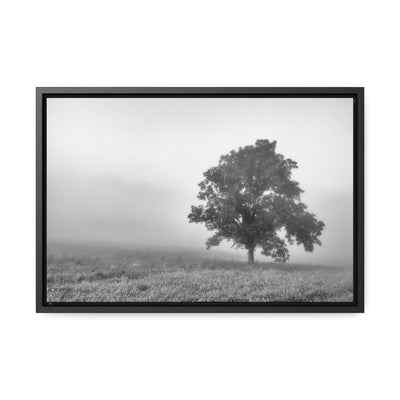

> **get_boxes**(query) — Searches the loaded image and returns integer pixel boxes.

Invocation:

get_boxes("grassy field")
[46,245,353,303]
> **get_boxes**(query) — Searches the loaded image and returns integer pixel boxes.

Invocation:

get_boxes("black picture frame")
[36,87,364,313]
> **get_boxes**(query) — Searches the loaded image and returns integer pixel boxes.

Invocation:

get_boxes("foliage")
[188,140,325,263]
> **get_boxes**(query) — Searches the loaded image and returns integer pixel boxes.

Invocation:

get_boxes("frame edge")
[36,87,365,313]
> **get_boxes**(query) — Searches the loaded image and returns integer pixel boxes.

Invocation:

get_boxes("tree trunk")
[248,247,255,264]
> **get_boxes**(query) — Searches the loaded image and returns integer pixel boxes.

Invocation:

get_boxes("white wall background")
[0,1,398,399]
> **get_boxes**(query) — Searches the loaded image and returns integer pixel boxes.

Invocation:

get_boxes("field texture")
[46,246,353,303]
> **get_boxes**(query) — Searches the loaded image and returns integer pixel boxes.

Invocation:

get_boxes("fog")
[47,97,353,266]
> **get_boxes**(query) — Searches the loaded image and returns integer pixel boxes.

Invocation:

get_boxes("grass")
[46,245,353,303]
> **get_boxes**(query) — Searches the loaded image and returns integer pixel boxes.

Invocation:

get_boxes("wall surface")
[0,1,398,399]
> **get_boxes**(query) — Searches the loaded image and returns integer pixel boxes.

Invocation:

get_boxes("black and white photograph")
[10,0,400,398]
[39,89,362,309]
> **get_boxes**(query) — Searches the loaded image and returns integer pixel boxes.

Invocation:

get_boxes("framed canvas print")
[36,87,364,312]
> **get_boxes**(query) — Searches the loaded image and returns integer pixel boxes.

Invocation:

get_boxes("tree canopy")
[188,140,325,264]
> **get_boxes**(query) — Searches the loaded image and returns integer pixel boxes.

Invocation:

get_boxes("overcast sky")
[47,97,353,266]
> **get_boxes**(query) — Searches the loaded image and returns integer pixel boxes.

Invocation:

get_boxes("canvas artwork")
[37,88,363,312]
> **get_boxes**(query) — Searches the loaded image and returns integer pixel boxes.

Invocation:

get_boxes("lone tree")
[188,140,325,264]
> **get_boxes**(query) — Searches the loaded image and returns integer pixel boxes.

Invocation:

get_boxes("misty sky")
[47,97,353,266]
